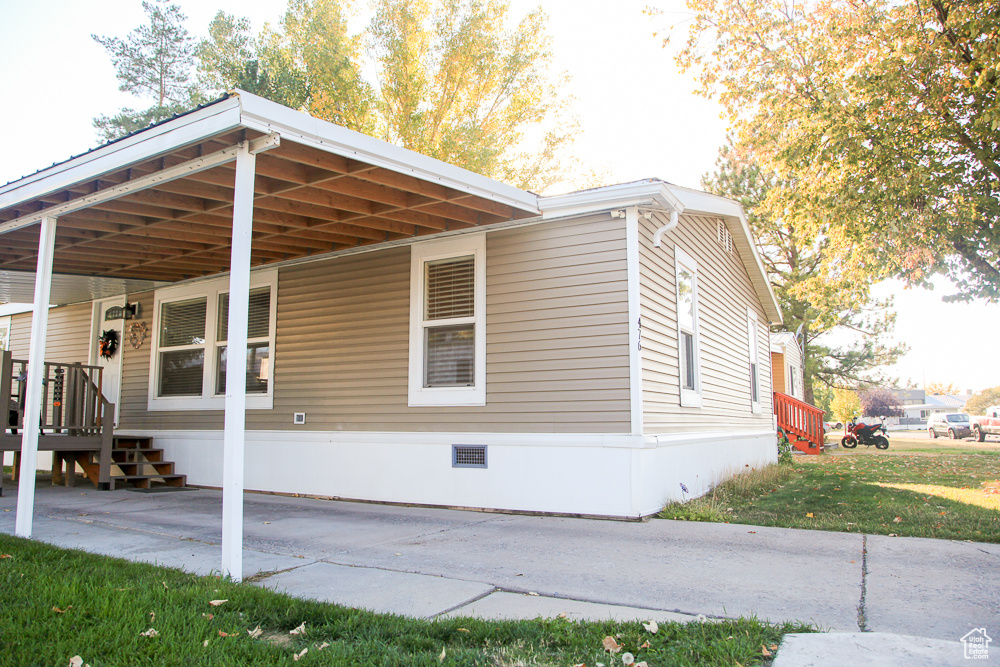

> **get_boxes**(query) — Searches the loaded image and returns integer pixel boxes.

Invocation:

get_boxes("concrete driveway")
[1,483,996,645]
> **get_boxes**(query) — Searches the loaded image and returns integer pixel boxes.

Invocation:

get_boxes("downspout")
[652,209,679,248]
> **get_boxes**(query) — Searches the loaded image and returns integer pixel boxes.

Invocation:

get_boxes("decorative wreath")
[127,321,148,350]
[98,329,119,360]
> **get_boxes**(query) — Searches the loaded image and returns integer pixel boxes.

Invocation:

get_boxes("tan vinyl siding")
[118,216,632,433]
[639,211,774,433]
[8,303,92,364]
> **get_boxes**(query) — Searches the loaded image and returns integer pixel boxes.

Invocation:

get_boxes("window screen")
[217,287,271,340]
[160,298,206,347]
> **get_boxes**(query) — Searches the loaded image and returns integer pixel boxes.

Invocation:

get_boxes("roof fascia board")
[671,185,783,324]
[234,90,540,215]
[539,181,685,220]
[0,99,243,211]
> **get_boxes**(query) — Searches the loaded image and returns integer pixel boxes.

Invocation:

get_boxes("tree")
[702,140,906,404]
[925,382,961,396]
[669,0,1000,302]
[197,0,574,191]
[859,387,905,419]
[964,387,1000,415]
[93,0,203,141]
[829,387,861,424]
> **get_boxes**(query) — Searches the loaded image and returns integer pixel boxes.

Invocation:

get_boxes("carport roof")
[0,91,540,303]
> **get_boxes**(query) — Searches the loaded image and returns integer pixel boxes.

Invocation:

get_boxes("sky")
[0,0,997,392]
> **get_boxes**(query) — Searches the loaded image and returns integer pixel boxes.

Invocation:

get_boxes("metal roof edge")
[538,180,685,220]
[0,98,244,211]
[233,90,540,215]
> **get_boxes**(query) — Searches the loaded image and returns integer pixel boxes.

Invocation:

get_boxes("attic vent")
[716,220,733,254]
[452,444,487,468]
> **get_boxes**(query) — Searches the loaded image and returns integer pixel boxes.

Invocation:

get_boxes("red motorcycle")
[841,416,890,450]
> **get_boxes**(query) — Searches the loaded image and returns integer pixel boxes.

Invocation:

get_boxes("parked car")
[927,413,974,439]
[823,421,843,432]
[970,406,1000,442]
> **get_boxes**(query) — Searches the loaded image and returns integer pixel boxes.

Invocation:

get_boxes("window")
[788,364,797,397]
[747,308,761,413]
[675,246,702,407]
[149,270,277,410]
[409,234,485,406]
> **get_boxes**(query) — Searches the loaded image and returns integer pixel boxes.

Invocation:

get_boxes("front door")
[91,297,125,426]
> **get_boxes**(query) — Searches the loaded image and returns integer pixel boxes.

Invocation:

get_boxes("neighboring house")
[889,388,969,426]
[770,331,804,402]
[0,91,782,520]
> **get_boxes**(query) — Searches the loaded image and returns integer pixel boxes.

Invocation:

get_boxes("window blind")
[159,349,205,396]
[425,257,474,320]
[217,287,271,341]
[160,298,207,347]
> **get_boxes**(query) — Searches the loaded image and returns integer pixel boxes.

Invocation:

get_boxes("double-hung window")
[675,246,702,407]
[408,234,486,406]
[149,270,277,410]
[747,307,761,413]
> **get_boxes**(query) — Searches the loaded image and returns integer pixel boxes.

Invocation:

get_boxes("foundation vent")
[452,444,487,468]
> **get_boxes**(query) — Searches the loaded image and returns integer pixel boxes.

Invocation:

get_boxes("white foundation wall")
[124,428,777,518]
[635,430,778,516]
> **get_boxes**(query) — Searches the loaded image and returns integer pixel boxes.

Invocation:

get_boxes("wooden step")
[112,473,187,489]
[112,448,164,463]
[791,438,822,455]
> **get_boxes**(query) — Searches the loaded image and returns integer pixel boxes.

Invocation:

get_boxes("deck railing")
[1,350,115,490]
[774,391,825,453]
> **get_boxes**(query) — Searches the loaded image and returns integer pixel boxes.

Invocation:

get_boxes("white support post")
[15,216,57,538]
[220,144,256,581]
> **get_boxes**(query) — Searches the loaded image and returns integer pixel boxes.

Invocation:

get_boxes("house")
[0,91,782,572]
[770,331,804,402]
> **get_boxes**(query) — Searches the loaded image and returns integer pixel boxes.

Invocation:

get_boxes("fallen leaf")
[290,622,307,635]
[149,612,155,623]
[162,582,168,590]
[439,646,447,662]
[263,521,271,525]
[888,533,899,537]
[139,628,159,637]
[52,605,72,613]
[527,591,539,596]
[316,642,330,650]
[642,620,658,634]
[806,513,815,518]
[640,640,651,649]
[203,640,209,647]
[0,554,12,558]
[457,628,470,633]
[248,626,263,639]
[893,516,902,524]
[747,531,756,534]
[636,663,649,667]
[218,631,232,637]
[769,644,778,651]
[202,613,214,620]
[293,648,308,662]
[557,612,567,619]
[209,600,228,607]
[602,636,622,653]
[761,645,772,657]
[69,657,84,667]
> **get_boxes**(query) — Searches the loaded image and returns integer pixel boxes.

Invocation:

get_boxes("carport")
[0,90,538,579]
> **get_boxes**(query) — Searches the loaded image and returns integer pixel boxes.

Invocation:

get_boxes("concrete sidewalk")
[2,484,997,665]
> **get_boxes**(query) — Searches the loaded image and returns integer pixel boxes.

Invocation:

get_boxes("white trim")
[15,216,56,539]
[675,245,702,408]
[147,269,277,411]
[0,315,10,351]
[540,180,684,221]
[408,234,486,406]
[89,295,126,425]
[747,306,762,414]
[625,207,643,435]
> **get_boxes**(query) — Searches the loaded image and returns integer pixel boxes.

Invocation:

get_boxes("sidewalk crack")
[857,534,869,632]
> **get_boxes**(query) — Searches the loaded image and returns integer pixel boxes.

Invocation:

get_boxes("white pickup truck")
[970,406,1000,442]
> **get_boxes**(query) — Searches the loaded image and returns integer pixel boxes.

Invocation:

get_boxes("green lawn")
[0,534,810,666]
[660,449,1000,542]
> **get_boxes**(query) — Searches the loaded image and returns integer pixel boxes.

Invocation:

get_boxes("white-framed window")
[408,234,486,406]
[747,307,761,413]
[788,364,797,398]
[675,245,702,407]
[148,269,277,411]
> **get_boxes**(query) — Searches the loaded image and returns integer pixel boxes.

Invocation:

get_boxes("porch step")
[791,438,822,455]
[106,436,187,490]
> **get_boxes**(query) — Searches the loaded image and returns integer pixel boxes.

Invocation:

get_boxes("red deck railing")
[774,391,825,454]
